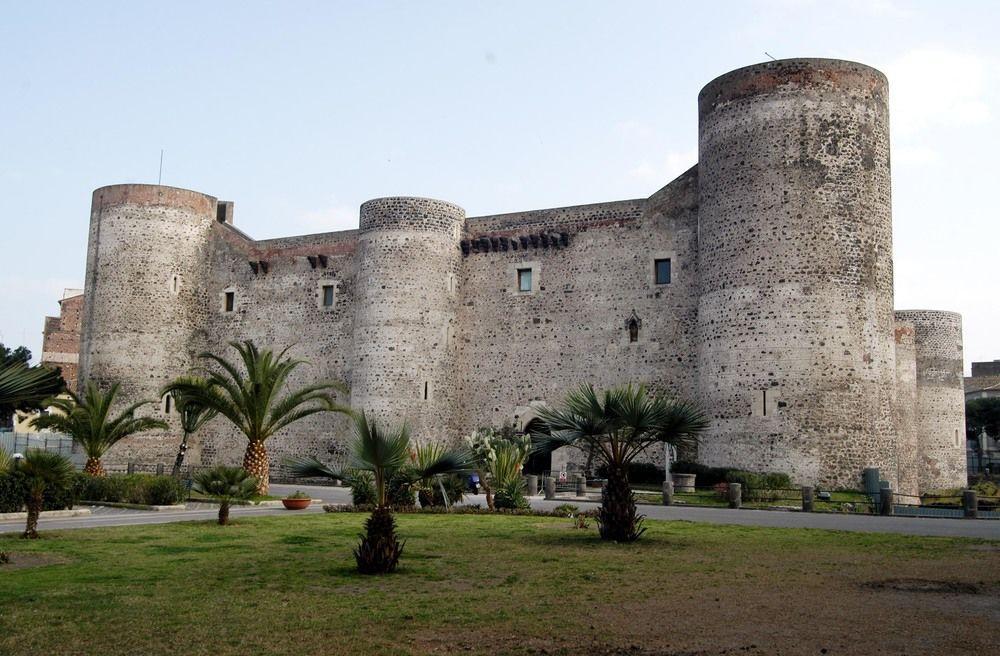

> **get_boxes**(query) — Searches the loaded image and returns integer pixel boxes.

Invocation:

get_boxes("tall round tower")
[79,184,216,460]
[696,59,897,488]
[893,319,920,499]
[351,197,464,443]
[893,310,966,490]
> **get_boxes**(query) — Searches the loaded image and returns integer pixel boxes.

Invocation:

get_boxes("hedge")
[0,470,78,513]
[75,473,187,506]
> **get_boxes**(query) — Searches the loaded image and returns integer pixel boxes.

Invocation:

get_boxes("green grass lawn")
[1,513,997,656]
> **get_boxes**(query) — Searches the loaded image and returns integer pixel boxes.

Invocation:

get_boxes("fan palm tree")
[531,384,708,542]
[192,466,258,525]
[286,411,471,574]
[17,449,75,539]
[30,382,167,476]
[163,341,350,495]
[161,381,218,477]
[0,360,64,430]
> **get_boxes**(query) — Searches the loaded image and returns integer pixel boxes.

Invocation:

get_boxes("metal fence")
[0,430,86,467]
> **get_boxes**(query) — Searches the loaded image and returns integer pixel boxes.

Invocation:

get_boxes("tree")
[287,411,471,574]
[967,398,1000,441]
[531,384,708,542]
[163,341,349,495]
[192,466,258,525]
[30,382,167,476]
[16,449,75,539]
[0,343,64,430]
[161,381,218,477]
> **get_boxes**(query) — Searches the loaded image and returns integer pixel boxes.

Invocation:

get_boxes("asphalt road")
[2,483,998,539]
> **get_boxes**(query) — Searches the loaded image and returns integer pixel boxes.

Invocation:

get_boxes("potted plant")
[282,490,312,510]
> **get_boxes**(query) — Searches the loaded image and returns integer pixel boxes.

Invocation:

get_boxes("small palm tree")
[17,449,75,539]
[163,341,349,495]
[287,411,471,574]
[30,382,167,476]
[532,384,708,542]
[161,381,218,477]
[192,466,258,525]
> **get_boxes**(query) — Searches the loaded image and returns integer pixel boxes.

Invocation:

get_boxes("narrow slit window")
[171,275,179,294]
[224,291,235,312]
[322,285,335,307]
[654,258,672,285]
[628,318,639,343]
[517,268,532,292]
[423,381,429,401]
[762,389,767,417]
[164,395,172,414]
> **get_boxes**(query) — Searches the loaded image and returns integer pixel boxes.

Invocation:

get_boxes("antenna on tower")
[158,149,164,185]
[764,52,777,61]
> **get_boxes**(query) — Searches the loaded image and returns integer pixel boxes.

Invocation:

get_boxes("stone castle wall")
[76,58,966,490]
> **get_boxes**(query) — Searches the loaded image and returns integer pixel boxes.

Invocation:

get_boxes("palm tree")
[287,411,471,574]
[0,359,64,430]
[17,449,75,539]
[161,381,218,477]
[163,341,349,495]
[30,382,167,476]
[531,384,708,542]
[192,466,258,525]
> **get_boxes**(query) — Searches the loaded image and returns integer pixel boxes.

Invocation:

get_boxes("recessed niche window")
[322,285,335,307]
[654,258,672,285]
[517,268,532,292]
[224,291,235,312]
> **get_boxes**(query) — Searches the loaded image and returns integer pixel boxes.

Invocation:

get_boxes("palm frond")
[283,455,343,481]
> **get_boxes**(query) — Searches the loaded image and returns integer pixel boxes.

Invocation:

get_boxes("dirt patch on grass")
[0,552,69,571]
[863,578,982,594]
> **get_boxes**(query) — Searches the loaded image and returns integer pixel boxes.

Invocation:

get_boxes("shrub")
[430,474,465,507]
[285,490,310,500]
[493,477,529,510]
[670,461,730,486]
[348,471,376,506]
[724,470,792,502]
[550,503,580,517]
[0,472,25,513]
[596,462,666,485]
[388,474,416,509]
[75,473,186,506]
[145,476,186,505]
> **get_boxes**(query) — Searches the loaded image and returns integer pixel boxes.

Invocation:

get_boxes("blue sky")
[1,0,997,373]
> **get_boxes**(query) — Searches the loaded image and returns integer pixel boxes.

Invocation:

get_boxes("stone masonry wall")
[695,59,898,489]
[75,58,965,492]
[895,310,967,490]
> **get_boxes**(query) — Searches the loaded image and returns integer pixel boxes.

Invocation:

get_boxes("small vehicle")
[467,473,481,494]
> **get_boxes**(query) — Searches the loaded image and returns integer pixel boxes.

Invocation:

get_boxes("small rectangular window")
[164,395,171,414]
[322,285,335,307]
[654,258,672,285]
[517,268,532,292]
[224,291,235,312]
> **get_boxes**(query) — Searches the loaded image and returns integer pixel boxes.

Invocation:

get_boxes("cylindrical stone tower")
[351,197,464,443]
[893,319,919,499]
[894,310,966,490]
[79,184,216,460]
[696,59,897,488]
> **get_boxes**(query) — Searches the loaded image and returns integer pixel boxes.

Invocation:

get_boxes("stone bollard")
[879,487,894,516]
[127,461,135,475]
[543,476,556,500]
[575,475,587,497]
[728,483,742,509]
[662,480,674,506]
[526,475,539,497]
[801,486,814,513]
[156,463,164,476]
[963,490,978,519]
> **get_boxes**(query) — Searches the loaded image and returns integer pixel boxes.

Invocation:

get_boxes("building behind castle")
[76,58,967,494]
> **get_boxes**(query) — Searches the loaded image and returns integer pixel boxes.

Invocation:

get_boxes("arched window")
[628,318,639,343]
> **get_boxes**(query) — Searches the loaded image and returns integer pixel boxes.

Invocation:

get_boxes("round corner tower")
[696,58,897,488]
[351,196,465,443]
[79,184,217,459]
[893,310,966,490]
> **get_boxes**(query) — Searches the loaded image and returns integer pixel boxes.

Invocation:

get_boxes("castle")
[78,58,967,495]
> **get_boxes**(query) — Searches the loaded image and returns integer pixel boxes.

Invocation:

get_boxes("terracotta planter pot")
[282,498,312,510]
